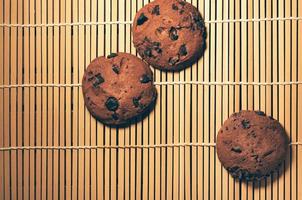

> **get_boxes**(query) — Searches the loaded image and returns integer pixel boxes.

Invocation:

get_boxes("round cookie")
[82,53,157,126]
[133,0,207,71]
[217,110,289,181]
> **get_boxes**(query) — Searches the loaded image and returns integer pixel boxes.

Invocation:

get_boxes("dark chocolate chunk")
[112,65,120,74]
[105,97,119,111]
[93,73,104,88]
[112,113,119,120]
[168,56,179,65]
[153,41,161,47]
[179,44,187,56]
[107,53,118,58]
[179,1,186,6]
[192,14,204,30]
[140,74,152,83]
[144,48,152,57]
[231,146,242,153]
[133,97,140,108]
[169,27,179,41]
[137,13,148,25]
[172,4,178,10]
[241,119,250,129]
[155,47,162,54]
[179,10,184,14]
[152,5,160,15]
[255,111,265,116]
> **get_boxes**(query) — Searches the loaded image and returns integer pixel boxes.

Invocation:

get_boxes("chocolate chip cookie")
[82,53,157,126]
[217,110,289,181]
[133,0,207,71]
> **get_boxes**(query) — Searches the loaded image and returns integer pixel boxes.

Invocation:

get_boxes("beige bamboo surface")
[0,0,302,199]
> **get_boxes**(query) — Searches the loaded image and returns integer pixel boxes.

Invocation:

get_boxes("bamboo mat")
[0,0,302,199]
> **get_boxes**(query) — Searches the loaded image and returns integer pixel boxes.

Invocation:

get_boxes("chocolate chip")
[105,97,119,111]
[179,44,187,56]
[155,47,162,54]
[179,1,186,6]
[112,65,120,74]
[231,146,242,153]
[107,53,118,58]
[168,56,179,65]
[112,113,119,120]
[179,10,184,14]
[169,27,179,41]
[133,97,141,107]
[153,41,160,47]
[192,14,205,30]
[140,74,152,83]
[172,4,178,10]
[93,73,104,88]
[152,5,160,15]
[241,119,250,129]
[144,48,152,57]
[137,13,148,25]
[255,111,265,116]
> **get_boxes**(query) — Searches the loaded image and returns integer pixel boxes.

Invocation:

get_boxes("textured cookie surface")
[217,110,289,181]
[82,53,157,126]
[133,0,206,71]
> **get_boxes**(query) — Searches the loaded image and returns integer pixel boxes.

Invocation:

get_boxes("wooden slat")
[203,0,210,199]
[78,0,85,199]
[29,0,36,197]
[53,0,60,198]
[298,1,302,200]
[10,0,18,199]
[72,0,79,199]
[298,1,302,199]
[3,0,10,199]
[17,0,24,199]
[216,0,223,198]
[35,0,42,198]
[0,0,3,198]
[59,0,66,199]
[65,0,72,198]
[23,0,30,199]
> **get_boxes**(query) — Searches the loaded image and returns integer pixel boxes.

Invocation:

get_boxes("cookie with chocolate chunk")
[133,0,207,71]
[217,110,289,181]
[82,53,157,126]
